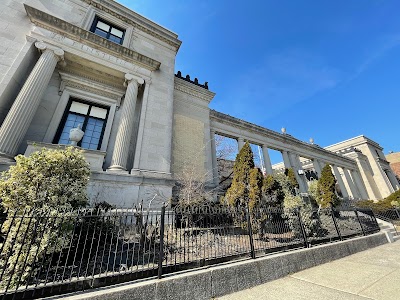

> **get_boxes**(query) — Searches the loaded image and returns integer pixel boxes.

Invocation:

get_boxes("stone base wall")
[53,232,387,300]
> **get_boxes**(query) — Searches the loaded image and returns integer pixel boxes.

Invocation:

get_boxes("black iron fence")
[373,208,400,234]
[0,205,380,299]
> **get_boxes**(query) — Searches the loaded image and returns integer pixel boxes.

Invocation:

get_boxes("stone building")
[0,0,397,206]
[386,152,400,182]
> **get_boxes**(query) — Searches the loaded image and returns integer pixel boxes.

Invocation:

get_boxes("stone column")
[351,169,369,199]
[290,153,307,193]
[281,150,292,169]
[262,145,273,175]
[237,137,245,151]
[210,130,219,185]
[108,74,144,172]
[386,169,400,191]
[312,159,322,178]
[332,165,349,199]
[343,168,360,199]
[0,42,64,159]
[132,80,151,171]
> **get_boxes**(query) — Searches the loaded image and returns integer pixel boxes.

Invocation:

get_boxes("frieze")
[24,5,161,71]
[81,0,181,50]
[59,72,124,102]
[60,61,124,89]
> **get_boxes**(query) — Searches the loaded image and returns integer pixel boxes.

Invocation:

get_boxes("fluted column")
[108,74,144,172]
[237,137,244,151]
[210,130,219,184]
[0,42,64,158]
[262,145,273,175]
[332,165,349,199]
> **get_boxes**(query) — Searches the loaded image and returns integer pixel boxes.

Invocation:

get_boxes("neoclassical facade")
[0,0,397,206]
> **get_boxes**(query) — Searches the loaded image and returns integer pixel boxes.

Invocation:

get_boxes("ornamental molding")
[210,110,357,167]
[24,4,161,71]
[59,72,125,102]
[174,77,215,103]
[80,0,181,51]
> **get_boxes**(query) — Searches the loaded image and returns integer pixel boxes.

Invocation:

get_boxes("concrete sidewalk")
[217,241,400,300]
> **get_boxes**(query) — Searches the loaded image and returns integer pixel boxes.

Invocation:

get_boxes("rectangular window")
[90,17,125,45]
[54,98,109,150]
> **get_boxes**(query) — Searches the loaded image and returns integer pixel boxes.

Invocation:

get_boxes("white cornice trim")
[174,77,215,103]
[81,0,182,51]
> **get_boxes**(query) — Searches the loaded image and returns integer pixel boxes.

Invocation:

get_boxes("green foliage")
[248,168,263,210]
[262,174,285,208]
[0,147,90,210]
[307,180,320,208]
[0,147,90,288]
[356,189,400,212]
[316,164,340,208]
[224,142,254,207]
[276,171,325,238]
[385,189,400,207]
[285,168,299,192]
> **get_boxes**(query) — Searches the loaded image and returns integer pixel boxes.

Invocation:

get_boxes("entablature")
[81,0,182,52]
[174,77,216,105]
[25,4,161,71]
[210,110,357,170]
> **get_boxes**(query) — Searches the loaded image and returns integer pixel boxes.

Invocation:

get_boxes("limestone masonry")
[0,0,398,206]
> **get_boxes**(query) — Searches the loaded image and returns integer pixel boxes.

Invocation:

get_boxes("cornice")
[24,4,161,71]
[174,77,215,103]
[210,110,356,165]
[81,0,182,51]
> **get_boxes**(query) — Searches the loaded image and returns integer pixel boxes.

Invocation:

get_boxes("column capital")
[124,73,144,86]
[35,41,65,62]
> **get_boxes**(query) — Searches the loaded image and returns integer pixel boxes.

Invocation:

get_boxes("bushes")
[356,189,400,212]
[0,147,90,288]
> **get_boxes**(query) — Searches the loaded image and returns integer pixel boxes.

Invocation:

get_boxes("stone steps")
[377,218,399,243]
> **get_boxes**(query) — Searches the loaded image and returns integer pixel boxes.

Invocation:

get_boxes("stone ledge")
[51,232,388,300]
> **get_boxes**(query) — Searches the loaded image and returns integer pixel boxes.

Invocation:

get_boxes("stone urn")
[69,124,84,146]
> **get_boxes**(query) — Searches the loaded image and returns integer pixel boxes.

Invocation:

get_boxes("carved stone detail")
[25,5,161,71]
[80,0,181,50]
[174,77,215,102]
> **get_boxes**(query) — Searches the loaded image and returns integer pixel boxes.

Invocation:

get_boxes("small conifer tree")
[262,174,285,208]
[225,142,255,207]
[248,168,263,210]
[285,168,299,193]
[317,164,340,208]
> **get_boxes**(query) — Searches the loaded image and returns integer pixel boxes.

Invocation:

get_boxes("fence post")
[158,205,166,279]
[354,209,366,236]
[296,208,308,248]
[246,206,256,259]
[331,206,342,241]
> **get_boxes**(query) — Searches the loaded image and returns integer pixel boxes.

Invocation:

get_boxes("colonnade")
[210,130,370,200]
[0,41,145,174]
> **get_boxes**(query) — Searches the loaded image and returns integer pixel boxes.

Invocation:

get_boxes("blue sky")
[120,0,400,163]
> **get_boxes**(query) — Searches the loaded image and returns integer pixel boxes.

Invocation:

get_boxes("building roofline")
[83,0,182,51]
